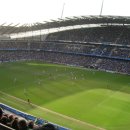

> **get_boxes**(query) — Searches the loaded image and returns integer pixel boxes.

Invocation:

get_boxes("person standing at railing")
[0,107,3,119]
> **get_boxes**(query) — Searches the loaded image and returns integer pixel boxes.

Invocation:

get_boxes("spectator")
[18,119,28,130]
[33,123,57,130]
[28,120,35,130]
[0,116,9,125]
[0,107,3,119]
[11,117,19,130]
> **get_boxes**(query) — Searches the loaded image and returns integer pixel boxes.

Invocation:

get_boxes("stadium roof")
[1,15,130,35]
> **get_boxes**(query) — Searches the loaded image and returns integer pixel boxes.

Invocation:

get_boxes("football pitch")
[0,61,130,130]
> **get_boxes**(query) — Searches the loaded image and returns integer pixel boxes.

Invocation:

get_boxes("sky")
[0,0,130,24]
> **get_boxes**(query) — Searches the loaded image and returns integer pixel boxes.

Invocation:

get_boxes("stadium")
[0,0,130,130]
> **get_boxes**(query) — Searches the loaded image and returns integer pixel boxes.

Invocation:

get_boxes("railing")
[0,123,15,130]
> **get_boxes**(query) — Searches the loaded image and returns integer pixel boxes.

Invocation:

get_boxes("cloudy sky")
[0,0,130,24]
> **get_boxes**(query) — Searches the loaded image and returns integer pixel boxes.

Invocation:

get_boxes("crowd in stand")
[0,50,130,74]
[0,40,29,50]
[0,107,57,130]
[0,40,130,59]
[0,26,130,75]
[46,26,130,45]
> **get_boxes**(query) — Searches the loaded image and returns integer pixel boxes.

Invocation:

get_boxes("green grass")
[0,61,130,130]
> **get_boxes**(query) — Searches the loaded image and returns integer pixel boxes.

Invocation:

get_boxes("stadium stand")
[45,26,130,44]
[0,26,130,74]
